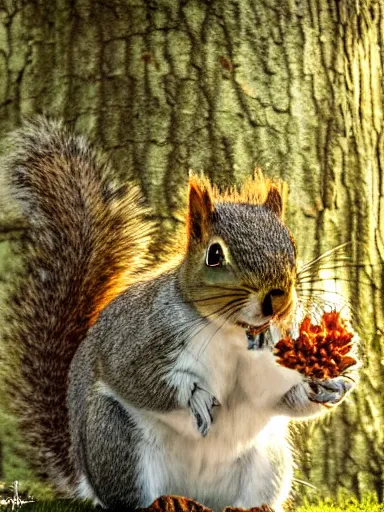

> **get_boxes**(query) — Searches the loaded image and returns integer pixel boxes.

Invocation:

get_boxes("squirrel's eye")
[206,243,225,267]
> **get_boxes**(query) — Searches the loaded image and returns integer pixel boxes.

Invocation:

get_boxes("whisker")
[169,300,248,393]
[297,262,366,277]
[299,256,351,269]
[296,292,358,320]
[195,301,247,361]
[145,293,249,322]
[173,297,249,358]
[297,277,373,287]
[186,284,249,295]
[187,293,249,304]
[145,295,239,347]
[297,289,354,307]
[297,288,349,297]
[298,242,351,273]
[297,295,348,310]
[169,299,249,394]
[297,264,370,280]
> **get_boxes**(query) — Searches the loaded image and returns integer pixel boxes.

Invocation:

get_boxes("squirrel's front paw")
[188,384,220,437]
[309,376,353,406]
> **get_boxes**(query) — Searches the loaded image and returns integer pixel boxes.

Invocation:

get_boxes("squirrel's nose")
[261,288,289,317]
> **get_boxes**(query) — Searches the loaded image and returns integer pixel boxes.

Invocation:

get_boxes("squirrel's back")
[1,118,153,491]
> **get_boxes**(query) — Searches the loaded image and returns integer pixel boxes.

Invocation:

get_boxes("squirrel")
[1,118,355,512]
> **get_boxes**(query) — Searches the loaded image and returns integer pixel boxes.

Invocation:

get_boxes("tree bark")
[0,0,383,502]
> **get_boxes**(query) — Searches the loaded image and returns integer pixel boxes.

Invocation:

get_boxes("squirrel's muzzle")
[262,288,292,318]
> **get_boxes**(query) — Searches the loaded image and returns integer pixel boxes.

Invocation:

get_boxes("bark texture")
[0,0,383,502]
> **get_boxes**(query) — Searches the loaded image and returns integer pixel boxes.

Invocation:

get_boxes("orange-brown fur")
[1,119,154,490]
[188,172,286,211]
[162,172,288,268]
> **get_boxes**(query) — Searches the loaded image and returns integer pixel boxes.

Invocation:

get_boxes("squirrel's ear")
[187,179,214,244]
[264,186,283,217]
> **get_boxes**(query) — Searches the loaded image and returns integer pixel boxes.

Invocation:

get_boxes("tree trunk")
[0,0,383,502]
[0,441,3,480]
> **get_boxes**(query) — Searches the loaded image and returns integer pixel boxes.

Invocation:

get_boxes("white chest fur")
[136,323,302,510]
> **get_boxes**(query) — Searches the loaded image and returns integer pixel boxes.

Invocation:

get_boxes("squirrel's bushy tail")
[1,118,154,492]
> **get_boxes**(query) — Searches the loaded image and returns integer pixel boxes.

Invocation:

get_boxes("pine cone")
[138,495,212,512]
[139,496,274,512]
[274,311,357,380]
[223,506,273,512]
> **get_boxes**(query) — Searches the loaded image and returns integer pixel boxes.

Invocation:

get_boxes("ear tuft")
[187,177,213,243]
[264,186,283,217]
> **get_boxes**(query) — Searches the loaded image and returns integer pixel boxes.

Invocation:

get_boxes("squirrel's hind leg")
[76,474,104,507]
[72,391,148,509]
[230,441,292,512]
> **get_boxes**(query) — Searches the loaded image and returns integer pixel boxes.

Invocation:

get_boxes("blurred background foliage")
[0,0,383,507]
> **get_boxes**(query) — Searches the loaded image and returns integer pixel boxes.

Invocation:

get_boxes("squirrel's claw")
[188,384,220,437]
[309,376,353,406]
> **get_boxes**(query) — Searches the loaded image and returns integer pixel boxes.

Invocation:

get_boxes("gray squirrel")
[2,119,355,511]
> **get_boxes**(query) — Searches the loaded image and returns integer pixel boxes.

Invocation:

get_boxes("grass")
[1,482,383,511]
[296,495,384,511]
[0,496,382,512]
[297,501,384,510]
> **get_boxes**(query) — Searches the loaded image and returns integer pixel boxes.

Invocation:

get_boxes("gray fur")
[213,203,296,291]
